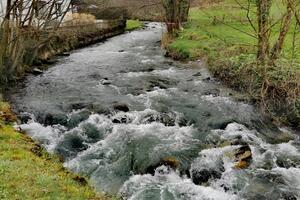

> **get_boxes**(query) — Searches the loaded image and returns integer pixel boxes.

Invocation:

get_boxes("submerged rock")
[56,133,89,158]
[191,168,223,185]
[145,156,181,175]
[66,110,91,129]
[161,157,180,169]
[193,72,202,77]
[203,88,220,97]
[42,112,68,126]
[113,103,130,112]
[190,149,226,185]
[112,116,128,124]
[100,79,112,85]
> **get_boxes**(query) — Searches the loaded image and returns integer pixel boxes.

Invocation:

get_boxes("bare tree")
[0,0,72,83]
[270,1,293,60]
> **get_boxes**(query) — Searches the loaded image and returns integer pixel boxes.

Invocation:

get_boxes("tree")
[162,0,190,32]
[0,0,72,83]
[254,0,300,64]
[256,0,272,65]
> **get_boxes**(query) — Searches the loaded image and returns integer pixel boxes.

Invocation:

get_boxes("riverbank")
[164,0,300,128]
[0,19,126,85]
[0,102,110,199]
[0,20,140,199]
[33,20,126,68]
[126,20,144,31]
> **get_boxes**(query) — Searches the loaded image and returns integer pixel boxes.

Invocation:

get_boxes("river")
[7,23,300,200]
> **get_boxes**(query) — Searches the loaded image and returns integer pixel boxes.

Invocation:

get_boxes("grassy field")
[126,20,144,31]
[167,0,299,61]
[0,102,109,200]
[165,0,300,127]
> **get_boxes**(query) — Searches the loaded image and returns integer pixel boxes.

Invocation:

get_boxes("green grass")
[0,102,109,200]
[166,0,300,127]
[126,20,144,31]
[167,0,300,61]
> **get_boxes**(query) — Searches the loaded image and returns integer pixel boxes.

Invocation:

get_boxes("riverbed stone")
[112,116,129,124]
[32,68,43,75]
[113,103,130,112]
[145,156,181,175]
[234,145,252,169]
[101,79,112,85]
[193,72,202,77]
[191,168,223,185]
[43,112,68,126]
[203,88,220,97]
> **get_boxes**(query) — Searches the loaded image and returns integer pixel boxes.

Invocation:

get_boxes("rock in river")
[234,145,252,169]
[113,103,130,112]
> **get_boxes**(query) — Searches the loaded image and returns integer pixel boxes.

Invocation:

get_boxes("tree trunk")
[162,0,190,32]
[256,0,272,65]
[5,0,12,20]
[270,3,293,60]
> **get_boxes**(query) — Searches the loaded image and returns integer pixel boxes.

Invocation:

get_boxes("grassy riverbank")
[164,0,300,128]
[0,102,109,200]
[126,20,144,31]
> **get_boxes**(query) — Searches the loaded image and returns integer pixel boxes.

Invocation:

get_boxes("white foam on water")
[20,122,64,152]
[141,59,154,64]
[63,114,199,193]
[200,95,253,114]
[128,88,170,108]
[125,71,148,77]
[152,67,177,77]
[272,167,300,190]
[120,166,239,200]
[109,84,121,95]
[192,122,300,198]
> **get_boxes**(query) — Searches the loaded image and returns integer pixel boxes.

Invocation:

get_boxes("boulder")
[234,145,252,169]
[100,79,112,85]
[32,68,43,75]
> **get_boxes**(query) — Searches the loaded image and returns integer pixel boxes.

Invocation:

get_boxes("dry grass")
[63,13,97,26]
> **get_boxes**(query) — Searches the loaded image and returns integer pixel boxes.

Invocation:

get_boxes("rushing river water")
[7,23,300,200]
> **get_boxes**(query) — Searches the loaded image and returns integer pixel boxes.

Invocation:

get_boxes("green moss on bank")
[0,102,108,200]
[126,20,143,31]
[165,0,300,127]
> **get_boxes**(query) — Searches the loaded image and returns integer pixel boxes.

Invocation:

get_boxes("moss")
[0,102,110,200]
[126,20,143,31]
